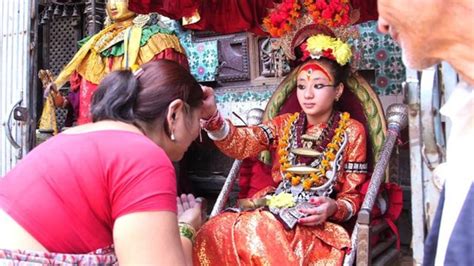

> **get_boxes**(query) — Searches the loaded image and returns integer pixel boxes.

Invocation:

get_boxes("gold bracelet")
[178,222,196,243]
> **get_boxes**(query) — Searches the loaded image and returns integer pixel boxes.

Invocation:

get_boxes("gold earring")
[170,131,176,141]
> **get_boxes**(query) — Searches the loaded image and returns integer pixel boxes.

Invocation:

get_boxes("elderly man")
[377,1,474,265]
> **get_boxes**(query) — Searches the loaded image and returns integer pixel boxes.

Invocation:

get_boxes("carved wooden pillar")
[84,0,106,35]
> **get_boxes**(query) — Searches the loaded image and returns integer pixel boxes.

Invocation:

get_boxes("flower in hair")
[304,34,352,65]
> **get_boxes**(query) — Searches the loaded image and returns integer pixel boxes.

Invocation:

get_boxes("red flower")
[322,48,336,60]
[315,0,328,9]
[321,7,335,20]
[300,43,311,61]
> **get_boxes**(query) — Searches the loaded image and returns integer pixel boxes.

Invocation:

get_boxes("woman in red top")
[0,60,204,265]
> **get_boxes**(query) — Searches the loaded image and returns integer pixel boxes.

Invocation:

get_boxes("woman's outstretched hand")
[177,194,205,231]
[200,86,217,120]
[297,196,338,226]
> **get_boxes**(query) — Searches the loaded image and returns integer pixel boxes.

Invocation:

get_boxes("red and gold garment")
[194,113,367,265]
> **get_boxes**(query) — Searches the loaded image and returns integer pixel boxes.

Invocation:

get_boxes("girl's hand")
[200,86,217,120]
[297,196,337,226]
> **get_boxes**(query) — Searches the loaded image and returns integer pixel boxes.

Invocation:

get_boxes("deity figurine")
[39,0,188,133]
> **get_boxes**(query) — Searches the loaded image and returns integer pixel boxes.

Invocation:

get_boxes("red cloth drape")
[128,0,378,35]
[184,0,275,35]
[351,0,379,22]
[128,0,199,19]
[129,0,275,35]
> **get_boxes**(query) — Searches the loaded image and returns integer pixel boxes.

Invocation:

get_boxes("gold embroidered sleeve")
[213,114,289,160]
[331,119,367,222]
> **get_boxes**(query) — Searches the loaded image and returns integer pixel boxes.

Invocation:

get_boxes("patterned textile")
[182,33,219,82]
[350,21,406,95]
[0,246,117,265]
[194,211,349,265]
[194,113,367,265]
[166,20,219,82]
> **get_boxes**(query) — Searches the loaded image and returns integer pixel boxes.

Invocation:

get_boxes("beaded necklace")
[278,111,350,191]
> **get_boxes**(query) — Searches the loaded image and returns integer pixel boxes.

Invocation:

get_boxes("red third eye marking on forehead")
[299,63,332,81]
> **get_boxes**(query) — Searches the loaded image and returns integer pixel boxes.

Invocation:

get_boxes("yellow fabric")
[38,95,58,134]
[54,24,117,89]
[123,25,143,69]
[55,24,185,87]
[75,32,185,85]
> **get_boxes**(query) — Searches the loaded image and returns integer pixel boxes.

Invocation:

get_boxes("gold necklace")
[278,112,350,191]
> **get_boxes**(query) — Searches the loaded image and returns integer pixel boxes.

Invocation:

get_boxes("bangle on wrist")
[178,222,196,243]
[200,109,224,131]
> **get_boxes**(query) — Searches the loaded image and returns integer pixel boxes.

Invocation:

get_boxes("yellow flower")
[303,179,313,191]
[333,41,352,66]
[327,142,337,149]
[291,176,301,186]
[305,34,352,66]
[306,34,333,54]
[321,159,329,167]
[342,112,350,120]
[319,167,326,176]
[267,192,296,209]
[278,149,288,156]
[326,152,336,161]
[310,173,319,182]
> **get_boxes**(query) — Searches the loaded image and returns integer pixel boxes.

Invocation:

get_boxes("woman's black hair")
[91,60,203,135]
[90,70,139,123]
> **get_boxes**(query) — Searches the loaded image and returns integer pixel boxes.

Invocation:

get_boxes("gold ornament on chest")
[278,112,350,191]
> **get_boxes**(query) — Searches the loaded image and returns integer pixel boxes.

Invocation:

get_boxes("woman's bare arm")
[113,211,190,265]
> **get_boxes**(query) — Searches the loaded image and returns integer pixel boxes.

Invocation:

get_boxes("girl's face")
[296,62,342,120]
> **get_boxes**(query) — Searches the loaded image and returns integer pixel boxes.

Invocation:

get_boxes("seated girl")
[196,31,367,265]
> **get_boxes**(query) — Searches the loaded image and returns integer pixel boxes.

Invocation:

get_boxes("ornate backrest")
[263,68,387,173]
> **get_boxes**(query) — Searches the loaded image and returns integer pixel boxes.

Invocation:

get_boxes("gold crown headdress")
[262,0,360,64]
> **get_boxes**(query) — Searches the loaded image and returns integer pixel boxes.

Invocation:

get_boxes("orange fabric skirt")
[193,209,351,265]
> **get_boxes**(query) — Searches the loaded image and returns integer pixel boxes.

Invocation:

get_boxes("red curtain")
[351,0,379,23]
[183,0,275,35]
[128,0,378,35]
[128,0,199,19]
